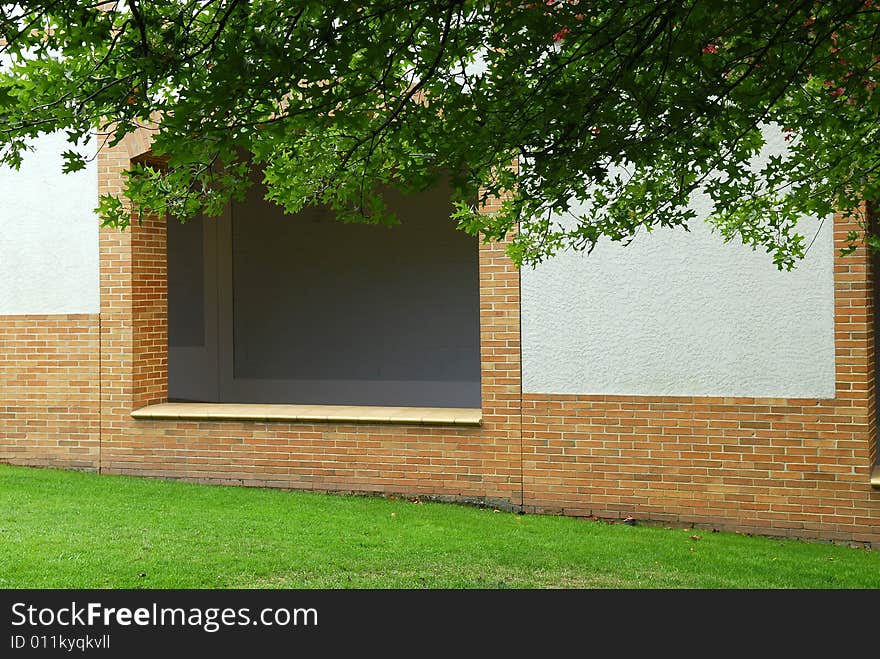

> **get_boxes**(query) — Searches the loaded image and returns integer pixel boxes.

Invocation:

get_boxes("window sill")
[131,402,482,427]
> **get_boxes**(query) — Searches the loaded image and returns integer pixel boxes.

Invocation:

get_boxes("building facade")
[2,127,879,544]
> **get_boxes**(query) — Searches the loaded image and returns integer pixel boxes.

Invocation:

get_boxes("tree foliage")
[1,1,879,268]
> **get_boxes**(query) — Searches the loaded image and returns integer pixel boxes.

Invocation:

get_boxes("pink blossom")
[553,26,570,42]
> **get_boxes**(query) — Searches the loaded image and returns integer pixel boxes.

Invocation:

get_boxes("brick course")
[0,314,100,470]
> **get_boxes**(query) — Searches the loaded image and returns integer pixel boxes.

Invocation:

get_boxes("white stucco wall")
[0,132,99,314]
[521,134,837,398]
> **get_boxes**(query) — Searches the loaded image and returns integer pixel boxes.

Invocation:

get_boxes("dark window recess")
[166,180,481,408]
[166,218,204,347]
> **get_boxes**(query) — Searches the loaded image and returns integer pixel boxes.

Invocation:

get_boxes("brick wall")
[2,129,878,545]
[131,212,167,410]
[0,314,100,470]
[522,208,880,544]
[90,129,524,508]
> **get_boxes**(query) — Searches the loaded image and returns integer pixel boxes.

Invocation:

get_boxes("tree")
[1,1,878,269]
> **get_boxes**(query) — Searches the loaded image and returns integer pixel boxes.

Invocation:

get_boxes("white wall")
[0,132,99,314]
[521,134,837,398]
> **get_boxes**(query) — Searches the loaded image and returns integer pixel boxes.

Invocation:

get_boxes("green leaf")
[60,150,87,173]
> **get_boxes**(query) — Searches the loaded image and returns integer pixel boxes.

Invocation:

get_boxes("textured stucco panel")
[522,216,835,397]
[0,132,99,314]
[522,137,836,398]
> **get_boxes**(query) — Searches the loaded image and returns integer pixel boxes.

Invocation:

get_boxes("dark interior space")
[167,180,481,408]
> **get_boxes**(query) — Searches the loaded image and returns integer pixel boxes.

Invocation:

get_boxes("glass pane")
[167,217,205,347]
[229,181,480,406]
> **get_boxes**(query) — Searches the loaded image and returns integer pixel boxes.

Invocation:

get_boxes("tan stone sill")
[872,465,880,489]
[131,403,482,427]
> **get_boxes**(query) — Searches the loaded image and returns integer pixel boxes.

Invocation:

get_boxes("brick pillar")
[131,212,167,409]
[477,192,522,506]
[98,129,163,471]
[832,204,876,470]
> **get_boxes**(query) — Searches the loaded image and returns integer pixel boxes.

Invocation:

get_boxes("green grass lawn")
[1,464,878,588]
